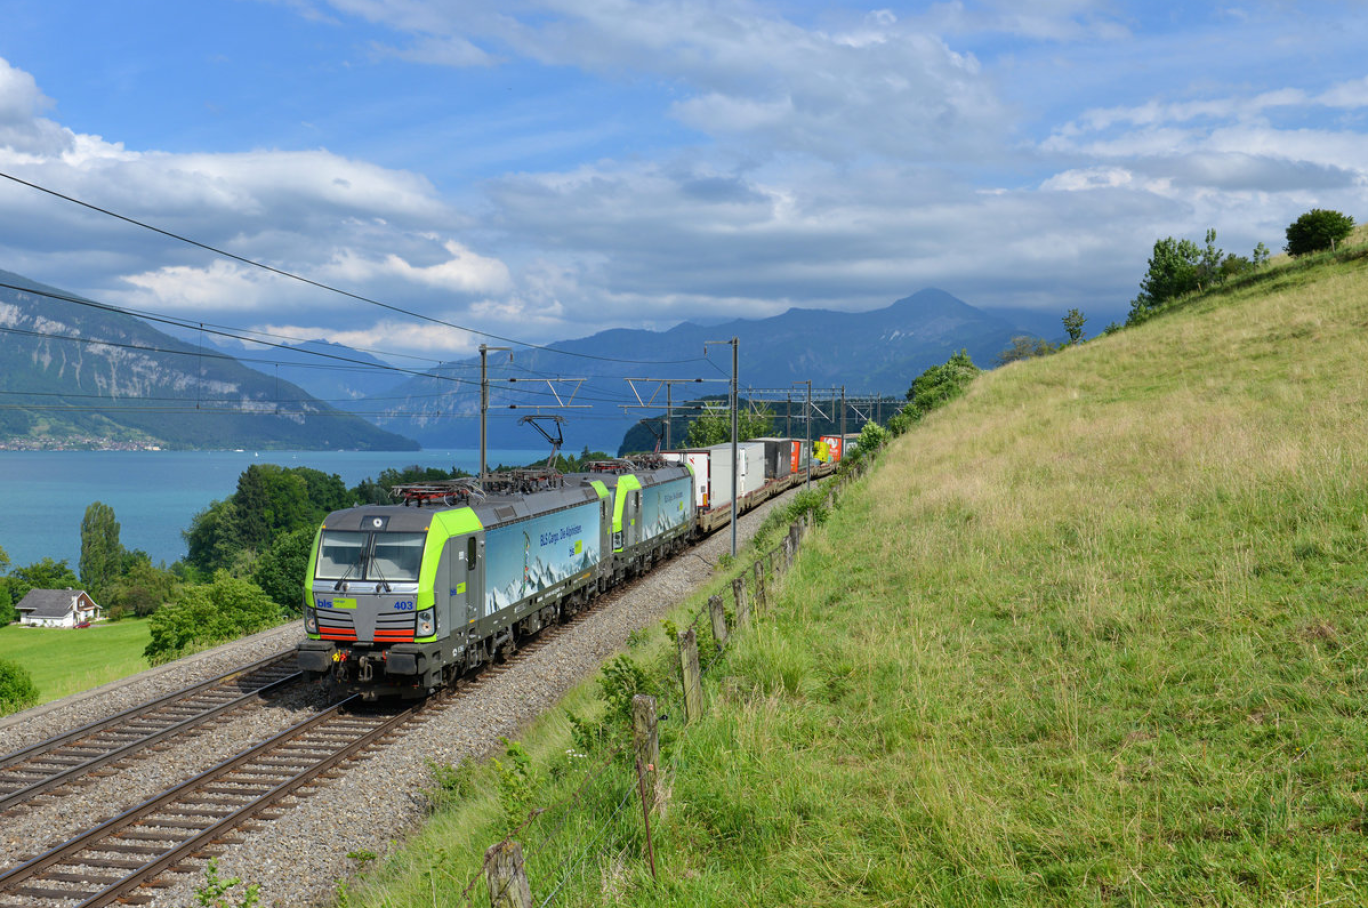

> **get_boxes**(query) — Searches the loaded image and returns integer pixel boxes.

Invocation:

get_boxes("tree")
[0,658,39,716]
[1285,209,1355,257]
[183,499,241,576]
[1196,229,1224,289]
[1252,242,1271,267]
[186,465,355,574]
[0,546,11,625]
[79,501,124,600]
[6,558,79,605]
[1130,235,1202,323]
[1062,308,1086,345]
[685,402,774,447]
[252,527,316,613]
[104,555,179,619]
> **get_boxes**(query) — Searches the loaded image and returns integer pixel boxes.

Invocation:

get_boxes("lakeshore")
[0,449,545,569]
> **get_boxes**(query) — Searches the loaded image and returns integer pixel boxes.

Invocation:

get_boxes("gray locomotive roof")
[467,480,602,527]
[322,477,604,534]
[565,462,691,489]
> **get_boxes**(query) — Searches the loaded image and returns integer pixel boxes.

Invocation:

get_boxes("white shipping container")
[665,442,766,512]
[662,449,713,509]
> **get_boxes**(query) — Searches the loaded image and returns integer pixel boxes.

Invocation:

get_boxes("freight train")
[296,441,848,698]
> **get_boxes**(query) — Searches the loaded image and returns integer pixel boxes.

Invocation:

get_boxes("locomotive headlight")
[416,608,436,637]
[304,607,318,635]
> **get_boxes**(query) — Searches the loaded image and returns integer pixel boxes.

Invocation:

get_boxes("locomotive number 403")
[393,600,416,611]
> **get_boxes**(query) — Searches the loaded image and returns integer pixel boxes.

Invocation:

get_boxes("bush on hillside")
[905,349,980,416]
[997,335,1058,366]
[0,658,39,716]
[1285,209,1355,257]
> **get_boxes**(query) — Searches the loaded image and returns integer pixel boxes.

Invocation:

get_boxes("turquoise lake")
[0,449,546,570]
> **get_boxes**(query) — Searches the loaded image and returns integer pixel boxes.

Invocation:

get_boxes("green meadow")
[0,619,151,706]
[338,240,1368,907]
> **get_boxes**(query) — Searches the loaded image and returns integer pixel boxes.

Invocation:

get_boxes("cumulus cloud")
[120,260,279,313]
[321,241,512,294]
[0,57,74,156]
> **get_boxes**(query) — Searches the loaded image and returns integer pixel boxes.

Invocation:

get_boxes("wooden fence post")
[632,695,660,813]
[708,594,728,649]
[753,560,766,612]
[485,840,532,908]
[733,576,750,631]
[678,627,703,722]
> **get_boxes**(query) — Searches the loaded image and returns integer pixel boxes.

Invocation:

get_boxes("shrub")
[906,349,980,415]
[0,658,39,716]
[997,335,1057,366]
[144,572,282,665]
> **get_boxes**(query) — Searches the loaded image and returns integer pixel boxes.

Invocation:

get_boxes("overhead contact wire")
[0,170,712,366]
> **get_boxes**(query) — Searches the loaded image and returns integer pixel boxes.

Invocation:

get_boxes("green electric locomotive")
[297,457,694,698]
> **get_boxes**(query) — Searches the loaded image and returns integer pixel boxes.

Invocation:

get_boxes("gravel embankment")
[0,490,795,908]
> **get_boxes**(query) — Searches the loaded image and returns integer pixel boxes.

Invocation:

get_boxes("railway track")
[0,652,301,816]
[0,693,425,908]
[0,594,600,907]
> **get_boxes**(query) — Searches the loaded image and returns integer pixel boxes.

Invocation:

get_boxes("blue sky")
[1,0,1366,365]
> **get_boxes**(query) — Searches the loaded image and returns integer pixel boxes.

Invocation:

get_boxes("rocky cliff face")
[0,270,418,450]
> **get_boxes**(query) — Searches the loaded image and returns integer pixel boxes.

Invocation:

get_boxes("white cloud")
[120,260,277,312]
[321,241,512,294]
[0,57,74,156]
[1041,166,1135,191]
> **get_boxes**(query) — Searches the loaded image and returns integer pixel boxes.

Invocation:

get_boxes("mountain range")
[345,288,1044,453]
[0,269,417,451]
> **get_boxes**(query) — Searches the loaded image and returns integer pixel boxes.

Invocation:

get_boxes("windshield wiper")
[369,554,393,594]
[334,554,360,592]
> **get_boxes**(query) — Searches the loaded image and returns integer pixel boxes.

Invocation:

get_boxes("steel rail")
[0,667,302,814]
[0,694,425,907]
[0,651,297,772]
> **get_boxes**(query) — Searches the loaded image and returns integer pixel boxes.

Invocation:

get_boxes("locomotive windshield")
[316,530,426,583]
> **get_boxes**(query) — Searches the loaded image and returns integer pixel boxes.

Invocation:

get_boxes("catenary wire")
[0,170,715,366]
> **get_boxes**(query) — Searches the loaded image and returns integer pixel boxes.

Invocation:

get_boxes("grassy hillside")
[339,248,1368,907]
